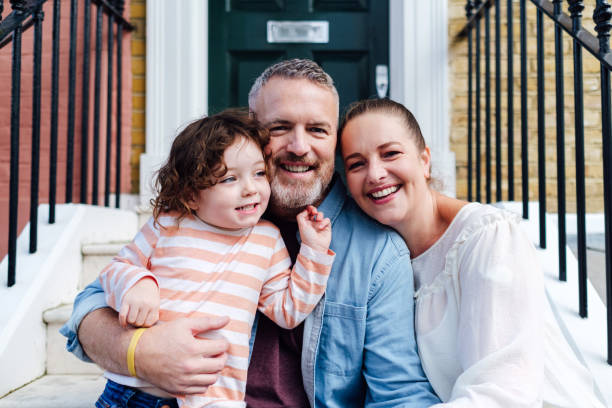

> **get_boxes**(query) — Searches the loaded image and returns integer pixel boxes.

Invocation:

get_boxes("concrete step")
[81,242,127,289]
[43,305,102,375]
[0,374,105,407]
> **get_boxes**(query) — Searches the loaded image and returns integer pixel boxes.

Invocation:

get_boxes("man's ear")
[420,146,432,179]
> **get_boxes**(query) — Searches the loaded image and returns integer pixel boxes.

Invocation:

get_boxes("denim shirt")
[61,177,440,407]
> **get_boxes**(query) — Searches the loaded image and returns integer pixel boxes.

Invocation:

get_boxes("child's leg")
[96,379,179,408]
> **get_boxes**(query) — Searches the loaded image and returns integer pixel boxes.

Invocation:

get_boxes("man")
[62,59,440,407]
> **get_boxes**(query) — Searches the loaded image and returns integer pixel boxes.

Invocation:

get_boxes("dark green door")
[209,0,389,115]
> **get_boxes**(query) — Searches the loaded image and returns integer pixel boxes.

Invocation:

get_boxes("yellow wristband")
[127,328,146,377]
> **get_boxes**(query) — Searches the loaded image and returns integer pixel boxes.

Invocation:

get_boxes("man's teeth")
[370,186,399,199]
[237,204,256,211]
[284,165,310,173]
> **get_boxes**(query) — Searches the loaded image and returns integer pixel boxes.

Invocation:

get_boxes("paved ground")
[0,375,105,407]
[567,233,607,306]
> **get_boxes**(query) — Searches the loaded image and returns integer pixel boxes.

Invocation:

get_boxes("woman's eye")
[347,161,364,171]
[383,151,401,158]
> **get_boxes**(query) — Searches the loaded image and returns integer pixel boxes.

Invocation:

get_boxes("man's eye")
[220,176,236,183]
[269,125,289,133]
[309,127,327,134]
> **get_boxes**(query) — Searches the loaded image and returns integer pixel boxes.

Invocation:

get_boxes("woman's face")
[341,112,430,230]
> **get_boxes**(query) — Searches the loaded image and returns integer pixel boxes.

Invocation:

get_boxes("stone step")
[81,242,127,289]
[43,305,102,375]
[0,374,105,407]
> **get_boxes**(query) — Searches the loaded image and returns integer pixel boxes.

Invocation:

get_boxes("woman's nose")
[367,161,387,182]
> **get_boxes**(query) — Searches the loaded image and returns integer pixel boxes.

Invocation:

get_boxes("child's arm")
[99,217,161,328]
[258,206,334,329]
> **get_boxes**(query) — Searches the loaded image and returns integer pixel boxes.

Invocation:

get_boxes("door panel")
[209,0,388,114]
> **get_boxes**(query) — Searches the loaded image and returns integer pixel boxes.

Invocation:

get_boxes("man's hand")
[119,277,160,328]
[135,316,230,395]
[296,205,332,253]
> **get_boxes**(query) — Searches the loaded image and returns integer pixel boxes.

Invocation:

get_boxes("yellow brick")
[132,112,145,129]
[131,3,146,19]
[133,94,146,110]
[132,39,146,56]
[132,58,145,75]
[133,77,145,92]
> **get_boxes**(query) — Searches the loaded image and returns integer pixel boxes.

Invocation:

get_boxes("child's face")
[192,137,270,230]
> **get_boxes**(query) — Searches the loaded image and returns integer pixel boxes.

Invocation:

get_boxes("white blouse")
[412,203,604,408]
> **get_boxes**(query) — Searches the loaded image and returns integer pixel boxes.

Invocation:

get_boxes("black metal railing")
[456,0,612,364]
[1,0,133,287]
[457,0,612,364]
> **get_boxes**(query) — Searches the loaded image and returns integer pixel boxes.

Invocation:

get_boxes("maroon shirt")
[245,217,310,408]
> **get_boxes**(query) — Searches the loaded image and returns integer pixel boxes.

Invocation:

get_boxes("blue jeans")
[95,379,179,408]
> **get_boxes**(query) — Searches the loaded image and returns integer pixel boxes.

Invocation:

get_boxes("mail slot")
[267,21,329,44]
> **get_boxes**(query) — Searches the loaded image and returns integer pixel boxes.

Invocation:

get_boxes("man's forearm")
[78,307,133,376]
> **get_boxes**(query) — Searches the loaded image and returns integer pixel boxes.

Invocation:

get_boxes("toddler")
[97,109,335,408]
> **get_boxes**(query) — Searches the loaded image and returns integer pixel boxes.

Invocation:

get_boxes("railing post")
[569,0,588,318]
[495,0,502,202]
[49,0,60,224]
[507,0,515,201]
[80,0,92,204]
[7,0,27,287]
[594,0,612,364]
[467,0,475,202]
[93,4,103,205]
[537,7,547,249]
[520,0,529,219]
[486,5,492,203]
[66,0,78,204]
[476,0,482,202]
[29,5,43,254]
[105,10,114,207]
[553,0,567,281]
[115,0,125,209]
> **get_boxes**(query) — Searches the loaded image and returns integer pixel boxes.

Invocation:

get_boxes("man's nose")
[286,128,309,156]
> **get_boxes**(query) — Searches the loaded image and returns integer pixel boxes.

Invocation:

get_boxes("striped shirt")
[100,213,334,408]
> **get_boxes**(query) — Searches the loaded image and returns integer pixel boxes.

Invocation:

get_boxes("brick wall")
[449,0,604,212]
[130,0,145,194]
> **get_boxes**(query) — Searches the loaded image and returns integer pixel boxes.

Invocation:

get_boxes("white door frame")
[142,0,453,205]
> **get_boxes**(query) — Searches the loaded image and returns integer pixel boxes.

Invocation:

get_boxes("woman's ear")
[420,146,432,179]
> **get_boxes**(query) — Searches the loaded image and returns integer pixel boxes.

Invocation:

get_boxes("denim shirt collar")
[317,174,346,226]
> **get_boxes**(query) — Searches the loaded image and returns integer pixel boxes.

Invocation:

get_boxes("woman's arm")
[435,213,545,407]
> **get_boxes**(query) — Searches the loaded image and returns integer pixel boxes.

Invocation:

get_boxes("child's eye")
[220,176,236,183]
[255,170,267,177]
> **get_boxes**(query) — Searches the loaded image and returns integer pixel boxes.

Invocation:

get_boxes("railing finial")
[9,0,27,13]
[594,0,612,54]
[568,0,585,32]
[465,0,474,18]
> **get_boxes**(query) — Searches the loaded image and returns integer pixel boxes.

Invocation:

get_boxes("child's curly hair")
[151,108,270,225]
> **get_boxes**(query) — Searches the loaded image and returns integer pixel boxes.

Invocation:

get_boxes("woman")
[339,98,604,408]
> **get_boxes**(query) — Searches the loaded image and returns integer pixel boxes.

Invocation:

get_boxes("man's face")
[252,77,339,217]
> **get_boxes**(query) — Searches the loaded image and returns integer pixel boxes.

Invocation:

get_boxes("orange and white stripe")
[100,214,334,407]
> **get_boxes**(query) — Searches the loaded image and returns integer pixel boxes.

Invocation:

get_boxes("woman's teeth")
[370,186,399,199]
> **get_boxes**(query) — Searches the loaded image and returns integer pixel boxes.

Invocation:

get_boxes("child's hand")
[119,277,160,328]
[296,205,332,253]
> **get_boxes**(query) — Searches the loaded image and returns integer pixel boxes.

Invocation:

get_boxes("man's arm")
[362,250,441,407]
[60,279,230,394]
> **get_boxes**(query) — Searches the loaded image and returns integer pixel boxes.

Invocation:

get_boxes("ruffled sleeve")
[432,210,546,408]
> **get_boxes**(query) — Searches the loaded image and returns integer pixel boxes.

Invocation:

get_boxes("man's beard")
[268,155,334,217]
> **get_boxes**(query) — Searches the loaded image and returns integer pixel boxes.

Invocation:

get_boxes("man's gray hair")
[248,59,339,110]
